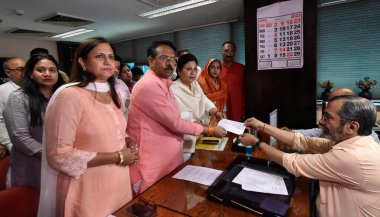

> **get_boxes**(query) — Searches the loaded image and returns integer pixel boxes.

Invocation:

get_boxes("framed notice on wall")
[257,0,303,70]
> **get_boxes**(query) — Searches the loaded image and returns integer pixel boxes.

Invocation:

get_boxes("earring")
[81,65,86,71]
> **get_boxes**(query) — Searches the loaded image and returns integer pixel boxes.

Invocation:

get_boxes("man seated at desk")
[240,95,380,217]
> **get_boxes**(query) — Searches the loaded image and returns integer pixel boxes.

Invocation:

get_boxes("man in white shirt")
[0,57,26,158]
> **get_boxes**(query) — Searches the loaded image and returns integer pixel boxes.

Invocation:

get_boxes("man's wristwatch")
[255,140,262,150]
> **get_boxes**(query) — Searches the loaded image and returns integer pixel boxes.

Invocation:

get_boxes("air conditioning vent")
[38,13,94,27]
[6,28,55,37]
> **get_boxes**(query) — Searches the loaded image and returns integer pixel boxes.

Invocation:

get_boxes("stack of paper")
[173,165,223,186]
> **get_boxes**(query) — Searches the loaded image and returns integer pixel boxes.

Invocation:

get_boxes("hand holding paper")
[244,117,266,131]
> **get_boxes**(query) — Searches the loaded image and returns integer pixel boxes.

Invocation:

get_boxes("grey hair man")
[0,57,26,157]
[294,88,379,143]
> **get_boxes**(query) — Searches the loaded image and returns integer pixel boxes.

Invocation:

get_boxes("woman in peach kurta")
[45,87,132,216]
[39,37,138,217]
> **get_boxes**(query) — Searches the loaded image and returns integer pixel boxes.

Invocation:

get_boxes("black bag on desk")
[206,156,295,217]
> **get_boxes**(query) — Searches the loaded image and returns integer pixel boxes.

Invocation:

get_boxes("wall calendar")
[257,0,303,70]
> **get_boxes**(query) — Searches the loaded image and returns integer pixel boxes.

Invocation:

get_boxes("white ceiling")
[0,0,244,43]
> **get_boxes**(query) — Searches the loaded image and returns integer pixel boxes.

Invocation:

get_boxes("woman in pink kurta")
[39,37,138,217]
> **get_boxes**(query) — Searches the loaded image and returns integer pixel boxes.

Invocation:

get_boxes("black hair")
[147,40,176,58]
[131,67,144,81]
[30,48,49,56]
[22,54,65,126]
[222,41,236,50]
[70,37,120,108]
[114,55,122,63]
[176,53,198,75]
[119,63,131,78]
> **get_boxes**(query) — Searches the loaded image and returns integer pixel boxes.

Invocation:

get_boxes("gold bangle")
[262,123,266,132]
[208,125,214,137]
[117,151,124,165]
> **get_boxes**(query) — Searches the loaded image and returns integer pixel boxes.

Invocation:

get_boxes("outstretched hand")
[244,117,265,131]
[239,133,258,146]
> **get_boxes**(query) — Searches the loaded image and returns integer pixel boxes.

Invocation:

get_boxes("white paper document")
[173,165,223,186]
[269,109,278,146]
[232,167,288,195]
[217,119,245,135]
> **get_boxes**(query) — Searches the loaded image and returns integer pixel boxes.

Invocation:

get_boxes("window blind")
[174,23,230,68]
[317,0,380,98]
[231,20,246,65]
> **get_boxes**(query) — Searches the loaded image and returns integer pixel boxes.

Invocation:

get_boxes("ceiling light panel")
[51,28,94,39]
[139,0,219,19]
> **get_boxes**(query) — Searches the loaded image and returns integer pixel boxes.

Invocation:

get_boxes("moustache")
[165,66,174,71]
[319,125,330,139]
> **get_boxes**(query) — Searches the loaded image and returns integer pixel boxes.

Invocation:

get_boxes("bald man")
[294,88,380,143]
[0,57,26,157]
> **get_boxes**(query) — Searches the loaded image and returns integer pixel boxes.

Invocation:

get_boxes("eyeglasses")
[6,67,24,72]
[158,55,178,63]
[222,49,235,54]
[321,113,331,121]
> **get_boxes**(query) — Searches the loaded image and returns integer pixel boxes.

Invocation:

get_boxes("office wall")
[0,37,58,59]
[113,21,245,68]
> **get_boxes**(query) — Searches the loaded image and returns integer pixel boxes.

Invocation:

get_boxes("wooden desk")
[114,135,310,217]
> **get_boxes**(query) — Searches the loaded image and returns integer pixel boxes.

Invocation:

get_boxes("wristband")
[117,151,124,165]
[255,140,262,150]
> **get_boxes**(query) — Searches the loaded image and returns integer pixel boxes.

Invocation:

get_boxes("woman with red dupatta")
[198,59,227,125]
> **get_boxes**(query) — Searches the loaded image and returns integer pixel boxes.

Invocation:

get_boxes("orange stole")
[198,59,227,125]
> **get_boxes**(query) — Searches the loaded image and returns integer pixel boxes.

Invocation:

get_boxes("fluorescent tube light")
[51,28,94,38]
[319,0,360,7]
[320,0,347,7]
[139,0,219,19]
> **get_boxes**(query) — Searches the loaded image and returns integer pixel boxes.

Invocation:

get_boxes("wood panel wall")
[244,0,317,129]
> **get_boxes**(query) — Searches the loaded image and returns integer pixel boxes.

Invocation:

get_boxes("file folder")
[207,156,295,216]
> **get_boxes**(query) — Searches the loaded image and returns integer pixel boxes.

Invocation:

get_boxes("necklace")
[84,82,110,93]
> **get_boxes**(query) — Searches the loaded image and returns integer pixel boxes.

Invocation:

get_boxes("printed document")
[217,119,245,135]
[232,167,288,195]
[173,165,223,186]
